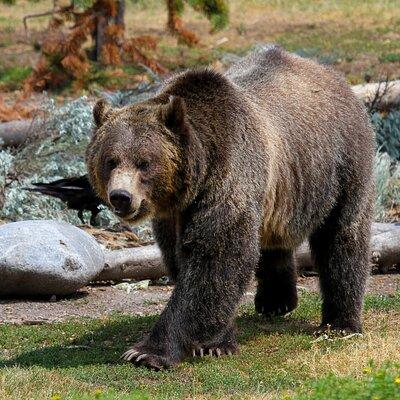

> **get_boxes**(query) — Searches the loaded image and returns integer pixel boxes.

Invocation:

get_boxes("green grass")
[0,66,32,90]
[379,53,400,63]
[0,15,18,28]
[1,291,400,399]
[291,364,400,400]
[277,26,400,62]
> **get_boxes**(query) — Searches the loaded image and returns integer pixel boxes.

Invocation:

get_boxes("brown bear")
[86,46,375,370]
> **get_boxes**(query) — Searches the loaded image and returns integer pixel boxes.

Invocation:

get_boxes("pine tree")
[1,0,229,91]
[20,0,166,91]
[167,0,229,45]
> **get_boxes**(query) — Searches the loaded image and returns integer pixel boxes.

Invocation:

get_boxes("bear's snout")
[109,189,133,217]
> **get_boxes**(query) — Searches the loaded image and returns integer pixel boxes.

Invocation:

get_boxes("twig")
[23,10,59,39]
[367,76,391,113]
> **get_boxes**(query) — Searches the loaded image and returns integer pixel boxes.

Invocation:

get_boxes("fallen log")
[94,222,400,282]
[0,119,44,148]
[295,222,400,274]
[369,223,400,273]
[97,244,166,281]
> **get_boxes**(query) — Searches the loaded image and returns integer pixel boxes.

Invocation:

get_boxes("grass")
[1,291,400,399]
[291,366,400,400]
[123,0,400,84]
[0,66,32,90]
[0,15,18,33]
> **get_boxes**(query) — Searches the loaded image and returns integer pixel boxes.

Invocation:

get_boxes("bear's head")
[86,95,201,224]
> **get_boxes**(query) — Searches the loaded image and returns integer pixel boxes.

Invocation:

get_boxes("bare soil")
[1,274,398,325]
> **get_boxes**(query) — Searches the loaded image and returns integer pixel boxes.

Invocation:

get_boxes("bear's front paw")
[319,318,363,334]
[192,330,239,358]
[121,342,178,371]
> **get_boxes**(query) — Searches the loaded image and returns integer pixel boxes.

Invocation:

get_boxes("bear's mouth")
[119,200,151,225]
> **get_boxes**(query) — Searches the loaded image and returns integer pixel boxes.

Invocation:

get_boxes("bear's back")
[225,46,367,134]
[225,45,374,168]
[225,47,375,249]
[226,45,348,101]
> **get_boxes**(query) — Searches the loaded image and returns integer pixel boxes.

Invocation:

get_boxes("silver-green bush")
[1,94,400,225]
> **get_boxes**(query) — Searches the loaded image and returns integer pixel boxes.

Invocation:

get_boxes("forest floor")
[0,274,399,325]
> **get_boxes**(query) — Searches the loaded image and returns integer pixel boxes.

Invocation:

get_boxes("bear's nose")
[109,189,132,215]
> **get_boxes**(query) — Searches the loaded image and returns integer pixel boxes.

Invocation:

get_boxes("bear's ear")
[93,99,114,128]
[159,95,187,134]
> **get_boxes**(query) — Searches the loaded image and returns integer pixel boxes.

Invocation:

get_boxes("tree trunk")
[115,0,125,27]
[167,0,178,32]
[93,0,125,63]
[95,15,108,62]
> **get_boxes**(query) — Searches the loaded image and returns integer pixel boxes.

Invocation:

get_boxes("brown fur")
[86,46,375,370]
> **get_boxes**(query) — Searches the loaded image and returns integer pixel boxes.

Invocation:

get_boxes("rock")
[0,220,105,296]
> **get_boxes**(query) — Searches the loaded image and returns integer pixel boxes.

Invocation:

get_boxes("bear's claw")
[192,345,236,357]
[191,328,239,358]
[259,304,291,317]
[121,348,139,361]
[121,346,175,370]
[255,285,298,318]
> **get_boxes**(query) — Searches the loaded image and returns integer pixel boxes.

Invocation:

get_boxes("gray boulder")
[0,220,105,296]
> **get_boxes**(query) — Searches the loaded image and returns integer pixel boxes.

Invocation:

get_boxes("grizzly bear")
[86,46,375,370]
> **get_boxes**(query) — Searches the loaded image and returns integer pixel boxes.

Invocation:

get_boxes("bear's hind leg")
[309,205,371,333]
[255,249,298,317]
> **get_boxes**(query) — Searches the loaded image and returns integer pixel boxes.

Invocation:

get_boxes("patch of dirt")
[0,285,173,325]
[1,274,398,325]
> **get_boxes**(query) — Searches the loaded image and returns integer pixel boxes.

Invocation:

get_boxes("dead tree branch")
[352,79,400,111]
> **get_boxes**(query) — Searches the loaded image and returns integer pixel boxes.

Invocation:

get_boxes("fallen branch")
[23,10,58,39]
[94,223,400,282]
[352,80,400,111]
[22,0,62,39]
[1,78,399,149]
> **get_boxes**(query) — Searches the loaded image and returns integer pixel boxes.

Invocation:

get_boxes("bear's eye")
[137,160,150,172]
[106,158,118,171]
